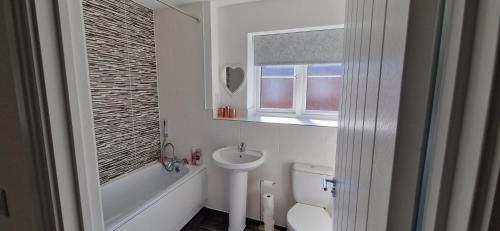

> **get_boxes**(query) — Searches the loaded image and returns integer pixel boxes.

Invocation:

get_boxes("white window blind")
[253,28,344,65]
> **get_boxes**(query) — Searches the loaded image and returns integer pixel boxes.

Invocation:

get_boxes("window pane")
[307,63,343,76]
[306,77,342,111]
[260,78,294,109]
[261,65,295,76]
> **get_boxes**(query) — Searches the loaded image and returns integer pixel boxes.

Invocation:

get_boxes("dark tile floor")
[181,207,287,231]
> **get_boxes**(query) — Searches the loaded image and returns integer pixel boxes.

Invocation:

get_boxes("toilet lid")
[287,203,332,231]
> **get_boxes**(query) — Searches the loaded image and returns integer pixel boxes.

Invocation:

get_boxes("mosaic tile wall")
[82,0,160,184]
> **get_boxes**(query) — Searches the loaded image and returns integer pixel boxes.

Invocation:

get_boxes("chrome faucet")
[165,157,189,172]
[159,142,175,165]
[238,142,246,152]
[159,142,188,172]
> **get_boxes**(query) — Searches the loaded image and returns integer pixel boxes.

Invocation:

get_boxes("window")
[256,63,342,119]
[258,65,296,111]
[305,63,343,112]
[249,25,344,122]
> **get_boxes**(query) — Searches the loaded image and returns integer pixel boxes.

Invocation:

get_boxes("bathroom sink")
[212,145,265,230]
[212,147,265,172]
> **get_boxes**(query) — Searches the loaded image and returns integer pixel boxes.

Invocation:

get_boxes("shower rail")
[155,0,201,23]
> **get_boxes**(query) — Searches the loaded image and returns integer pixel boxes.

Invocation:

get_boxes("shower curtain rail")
[155,0,201,23]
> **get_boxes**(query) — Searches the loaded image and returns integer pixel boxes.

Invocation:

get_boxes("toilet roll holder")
[259,180,276,230]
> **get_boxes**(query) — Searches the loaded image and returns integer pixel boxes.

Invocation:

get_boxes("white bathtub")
[101,163,207,231]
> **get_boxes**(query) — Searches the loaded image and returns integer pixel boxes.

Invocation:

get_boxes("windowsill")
[213,113,338,127]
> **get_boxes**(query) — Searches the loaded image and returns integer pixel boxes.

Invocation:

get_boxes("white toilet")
[287,163,334,231]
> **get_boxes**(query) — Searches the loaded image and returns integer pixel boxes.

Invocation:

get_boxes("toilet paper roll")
[264,221,274,231]
[262,193,274,206]
[262,193,274,209]
[264,224,274,231]
[263,208,274,218]
[263,209,274,217]
[263,216,274,224]
[261,180,276,188]
[262,193,275,230]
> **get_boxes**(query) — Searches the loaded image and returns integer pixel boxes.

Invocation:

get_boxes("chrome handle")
[323,176,337,197]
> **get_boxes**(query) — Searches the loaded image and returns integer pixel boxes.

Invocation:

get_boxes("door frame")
[1,0,87,230]
[54,0,105,230]
[416,0,500,229]
[38,0,500,231]
[0,0,62,229]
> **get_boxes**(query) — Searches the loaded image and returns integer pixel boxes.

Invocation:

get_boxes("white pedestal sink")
[212,146,265,231]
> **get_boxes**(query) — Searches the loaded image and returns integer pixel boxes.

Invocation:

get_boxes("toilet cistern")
[287,163,334,231]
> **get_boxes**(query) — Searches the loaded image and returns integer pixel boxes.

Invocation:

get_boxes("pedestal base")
[228,171,248,231]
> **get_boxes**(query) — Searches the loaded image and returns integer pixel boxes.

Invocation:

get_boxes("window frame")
[255,64,340,120]
[303,64,342,116]
[255,65,298,114]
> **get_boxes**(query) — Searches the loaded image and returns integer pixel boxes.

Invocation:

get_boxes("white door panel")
[333,0,440,230]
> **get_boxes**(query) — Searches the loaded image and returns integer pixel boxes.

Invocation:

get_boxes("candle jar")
[217,107,224,118]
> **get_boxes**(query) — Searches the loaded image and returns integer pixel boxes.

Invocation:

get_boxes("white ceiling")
[133,0,264,9]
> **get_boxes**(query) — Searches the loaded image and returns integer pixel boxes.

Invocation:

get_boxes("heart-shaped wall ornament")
[221,65,245,95]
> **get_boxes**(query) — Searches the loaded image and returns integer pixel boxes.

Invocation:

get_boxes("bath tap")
[159,142,175,167]
[238,142,246,152]
[165,157,189,172]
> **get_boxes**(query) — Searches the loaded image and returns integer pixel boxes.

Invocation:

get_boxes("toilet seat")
[287,203,332,231]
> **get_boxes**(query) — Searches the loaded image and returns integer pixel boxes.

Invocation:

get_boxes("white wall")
[214,0,346,110]
[155,1,338,226]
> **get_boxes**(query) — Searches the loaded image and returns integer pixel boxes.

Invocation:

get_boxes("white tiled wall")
[155,2,337,226]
